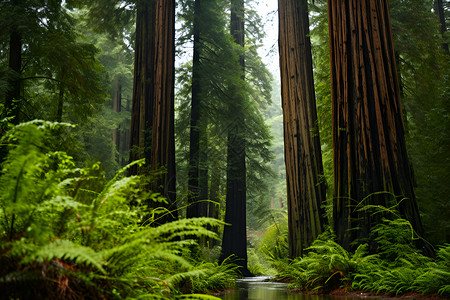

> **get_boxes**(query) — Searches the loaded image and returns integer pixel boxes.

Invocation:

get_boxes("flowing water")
[218,277,384,300]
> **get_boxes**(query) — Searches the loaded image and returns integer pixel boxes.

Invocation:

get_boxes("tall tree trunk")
[327,0,427,251]
[129,1,154,174]
[112,75,122,163]
[122,98,131,167]
[435,0,449,54]
[0,28,22,166]
[5,29,22,124]
[129,0,177,223]
[220,0,250,276]
[278,0,327,258]
[187,0,203,218]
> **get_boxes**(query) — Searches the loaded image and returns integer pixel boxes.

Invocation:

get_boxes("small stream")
[218,277,384,300]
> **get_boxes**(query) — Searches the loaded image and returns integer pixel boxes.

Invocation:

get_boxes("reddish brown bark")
[129,0,177,222]
[327,0,426,250]
[278,0,327,258]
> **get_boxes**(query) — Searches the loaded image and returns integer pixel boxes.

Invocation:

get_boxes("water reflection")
[219,277,309,300]
[218,277,382,300]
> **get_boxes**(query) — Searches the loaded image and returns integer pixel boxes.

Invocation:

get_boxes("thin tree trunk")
[122,127,130,167]
[129,0,177,223]
[220,0,250,276]
[112,75,122,163]
[198,133,209,215]
[0,28,22,166]
[278,0,327,258]
[435,0,449,54]
[113,75,122,113]
[5,29,22,124]
[56,83,64,122]
[327,0,427,252]
[122,98,131,167]
[207,168,220,248]
[187,0,203,218]
[198,134,209,247]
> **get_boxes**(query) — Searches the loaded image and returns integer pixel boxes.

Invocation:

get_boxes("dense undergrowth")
[0,121,238,299]
[247,202,450,296]
[275,222,450,296]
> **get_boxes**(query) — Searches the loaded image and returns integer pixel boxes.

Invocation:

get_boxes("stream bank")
[217,277,446,300]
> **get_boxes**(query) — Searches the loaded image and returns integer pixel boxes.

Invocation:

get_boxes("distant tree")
[4,18,21,125]
[327,0,428,251]
[177,0,272,228]
[186,0,207,219]
[435,0,449,54]
[0,1,105,123]
[220,0,251,276]
[0,1,106,166]
[278,0,327,258]
[389,0,450,245]
[112,75,122,162]
[128,0,177,223]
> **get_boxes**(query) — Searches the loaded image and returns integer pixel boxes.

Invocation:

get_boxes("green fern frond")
[23,239,106,274]
[176,295,221,299]
[166,269,208,286]
[438,285,450,296]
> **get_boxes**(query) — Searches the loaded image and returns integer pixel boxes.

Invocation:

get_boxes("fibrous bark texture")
[129,0,177,222]
[278,0,327,258]
[328,0,425,249]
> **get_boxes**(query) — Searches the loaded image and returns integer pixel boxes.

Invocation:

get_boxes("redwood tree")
[327,0,426,249]
[186,0,208,219]
[129,0,177,222]
[278,0,327,258]
[220,0,250,276]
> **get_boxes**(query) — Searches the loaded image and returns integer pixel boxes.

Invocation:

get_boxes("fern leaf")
[176,295,221,299]
[31,239,106,274]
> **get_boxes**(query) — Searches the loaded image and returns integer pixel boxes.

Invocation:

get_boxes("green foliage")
[257,218,289,264]
[246,210,288,276]
[0,121,237,299]
[0,1,107,123]
[281,218,450,296]
[309,0,334,222]
[280,231,357,292]
[389,0,450,246]
[175,0,274,226]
